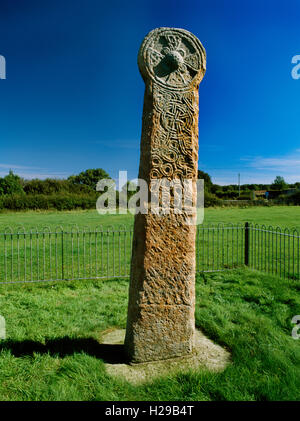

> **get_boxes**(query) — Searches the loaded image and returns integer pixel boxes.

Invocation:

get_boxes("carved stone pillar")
[125,27,206,363]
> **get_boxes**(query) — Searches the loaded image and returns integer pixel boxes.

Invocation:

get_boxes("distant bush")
[0,171,24,195]
[0,168,110,198]
[237,191,252,200]
[277,191,300,205]
[220,199,272,207]
[214,190,239,199]
[0,193,98,211]
[290,191,300,205]
[68,168,110,191]
[204,192,222,207]
[0,168,112,211]
[23,178,92,195]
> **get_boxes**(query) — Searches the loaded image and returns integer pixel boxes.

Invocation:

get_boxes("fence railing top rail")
[0,222,299,237]
[197,226,245,230]
[247,222,299,237]
[0,224,134,236]
[249,227,300,238]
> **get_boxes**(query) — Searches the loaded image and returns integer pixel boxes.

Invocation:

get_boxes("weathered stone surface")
[124,27,206,363]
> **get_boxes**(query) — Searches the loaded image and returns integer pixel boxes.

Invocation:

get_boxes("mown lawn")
[0,205,300,231]
[0,268,299,401]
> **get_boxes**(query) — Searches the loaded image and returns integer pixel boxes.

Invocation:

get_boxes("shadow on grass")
[0,337,128,364]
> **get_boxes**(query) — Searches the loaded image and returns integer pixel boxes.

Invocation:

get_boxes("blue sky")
[0,0,300,185]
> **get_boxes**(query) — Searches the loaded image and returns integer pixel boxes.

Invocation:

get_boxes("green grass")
[201,205,300,230]
[0,207,299,400]
[0,209,134,231]
[0,268,299,401]
[0,205,300,231]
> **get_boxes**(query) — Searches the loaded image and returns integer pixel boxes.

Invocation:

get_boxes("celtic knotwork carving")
[138,27,206,91]
[150,85,197,183]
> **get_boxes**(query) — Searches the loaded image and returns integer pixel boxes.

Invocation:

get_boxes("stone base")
[101,328,231,385]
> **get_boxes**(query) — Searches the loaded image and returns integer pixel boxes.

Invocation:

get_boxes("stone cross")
[125,27,206,363]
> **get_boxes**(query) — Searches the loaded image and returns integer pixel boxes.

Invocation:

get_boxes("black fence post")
[245,222,249,266]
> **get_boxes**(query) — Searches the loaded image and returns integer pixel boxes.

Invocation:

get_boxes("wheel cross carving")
[138,27,206,91]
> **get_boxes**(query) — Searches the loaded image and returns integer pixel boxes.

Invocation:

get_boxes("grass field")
[0,268,299,401]
[0,205,300,231]
[0,207,299,400]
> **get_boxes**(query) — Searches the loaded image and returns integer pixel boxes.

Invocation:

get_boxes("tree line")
[0,169,299,210]
[0,169,110,211]
[198,170,300,205]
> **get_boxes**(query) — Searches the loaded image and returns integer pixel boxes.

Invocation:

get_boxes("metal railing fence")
[196,223,245,272]
[196,222,300,281]
[0,223,299,284]
[0,225,133,284]
[247,223,300,280]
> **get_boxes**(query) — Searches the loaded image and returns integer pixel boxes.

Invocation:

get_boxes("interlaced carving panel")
[151,86,198,182]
